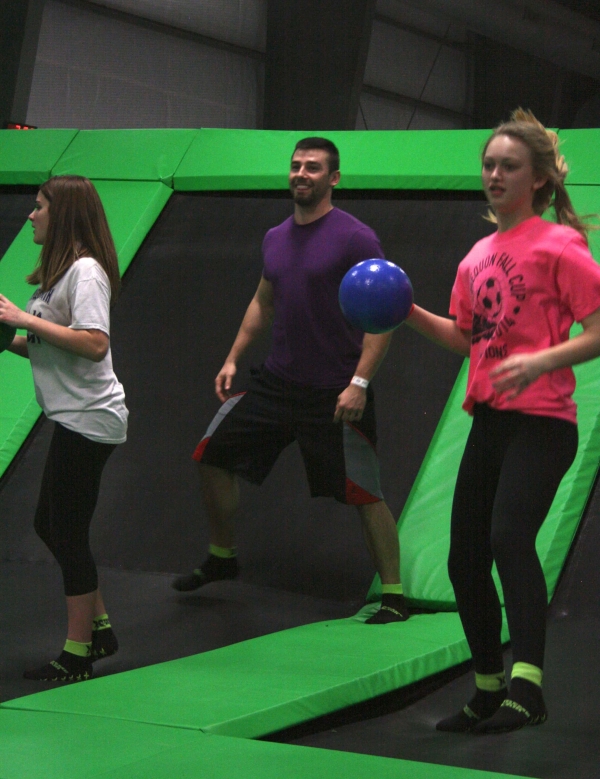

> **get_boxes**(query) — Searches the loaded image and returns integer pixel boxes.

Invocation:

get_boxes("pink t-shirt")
[450,216,600,424]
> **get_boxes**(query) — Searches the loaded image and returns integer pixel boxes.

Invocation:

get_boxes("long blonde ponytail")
[482,108,595,241]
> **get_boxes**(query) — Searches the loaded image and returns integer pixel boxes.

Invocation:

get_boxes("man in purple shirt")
[173,138,407,623]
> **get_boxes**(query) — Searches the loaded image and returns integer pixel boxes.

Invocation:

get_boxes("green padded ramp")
[0,710,528,779]
[368,185,600,609]
[52,129,198,186]
[367,363,470,609]
[0,129,78,185]
[2,612,509,738]
[557,130,600,185]
[91,181,173,276]
[0,222,43,475]
[0,181,171,479]
[173,129,490,191]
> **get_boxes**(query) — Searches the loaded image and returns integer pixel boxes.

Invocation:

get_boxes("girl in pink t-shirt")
[407,109,600,734]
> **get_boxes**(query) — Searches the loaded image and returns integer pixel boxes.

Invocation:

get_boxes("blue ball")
[339,259,413,334]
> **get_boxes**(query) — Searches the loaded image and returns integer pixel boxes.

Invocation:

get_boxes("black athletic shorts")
[193,366,383,505]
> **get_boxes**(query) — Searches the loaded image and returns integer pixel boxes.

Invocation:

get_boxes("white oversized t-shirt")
[26,257,128,444]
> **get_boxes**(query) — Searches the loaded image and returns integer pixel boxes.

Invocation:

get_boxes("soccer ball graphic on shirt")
[472,276,503,341]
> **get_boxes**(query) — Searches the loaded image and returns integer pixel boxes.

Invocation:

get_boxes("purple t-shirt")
[262,208,384,388]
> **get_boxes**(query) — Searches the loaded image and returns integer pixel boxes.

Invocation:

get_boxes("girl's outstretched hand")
[0,294,25,328]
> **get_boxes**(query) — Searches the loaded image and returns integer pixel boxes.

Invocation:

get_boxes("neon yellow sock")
[93,613,111,631]
[511,662,543,687]
[209,544,237,559]
[381,584,403,595]
[64,639,92,658]
[475,671,507,692]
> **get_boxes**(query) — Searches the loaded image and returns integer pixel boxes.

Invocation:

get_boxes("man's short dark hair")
[292,137,340,174]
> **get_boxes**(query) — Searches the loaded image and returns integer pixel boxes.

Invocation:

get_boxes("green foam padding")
[565,185,600,254]
[0,129,78,185]
[367,362,471,609]
[0,710,528,779]
[52,129,198,185]
[0,223,49,476]
[558,130,600,185]
[2,611,509,738]
[0,709,206,779]
[91,180,173,275]
[368,184,600,609]
[174,128,490,191]
[0,181,171,479]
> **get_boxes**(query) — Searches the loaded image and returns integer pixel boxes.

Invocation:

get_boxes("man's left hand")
[334,384,367,423]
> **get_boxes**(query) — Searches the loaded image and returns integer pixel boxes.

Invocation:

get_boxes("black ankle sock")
[91,626,119,661]
[436,687,507,732]
[365,593,410,623]
[473,678,547,734]
[23,649,93,682]
[172,553,239,592]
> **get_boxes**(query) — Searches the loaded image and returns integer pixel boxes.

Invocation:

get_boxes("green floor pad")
[0,709,529,779]
[0,180,171,478]
[3,612,509,739]
[0,708,206,779]
[91,734,531,779]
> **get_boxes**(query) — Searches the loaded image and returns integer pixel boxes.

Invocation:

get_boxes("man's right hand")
[215,361,237,403]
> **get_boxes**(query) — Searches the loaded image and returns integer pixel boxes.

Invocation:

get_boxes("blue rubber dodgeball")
[339,259,413,334]
[0,322,16,354]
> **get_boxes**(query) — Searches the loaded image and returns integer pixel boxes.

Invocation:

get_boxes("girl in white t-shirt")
[407,110,600,733]
[0,176,127,682]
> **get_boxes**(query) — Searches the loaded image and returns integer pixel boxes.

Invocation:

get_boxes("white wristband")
[351,375,369,389]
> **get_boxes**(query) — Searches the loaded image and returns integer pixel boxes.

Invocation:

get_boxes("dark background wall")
[1,0,599,131]
[264,0,376,130]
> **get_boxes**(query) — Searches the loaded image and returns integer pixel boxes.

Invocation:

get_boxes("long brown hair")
[27,176,120,302]
[482,109,594,241]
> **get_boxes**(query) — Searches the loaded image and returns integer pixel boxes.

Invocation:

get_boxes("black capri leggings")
[449,404,578,674]
[34,422,116,596]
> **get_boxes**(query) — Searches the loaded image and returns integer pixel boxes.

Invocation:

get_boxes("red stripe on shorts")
[192,437,210,461]
[345,477,381,505]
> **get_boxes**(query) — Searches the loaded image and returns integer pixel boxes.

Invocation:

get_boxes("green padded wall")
[0,130,78,185]
[0,223,42,475]
[52,129,198,186]
[556,130,600,185]
[173,128,490,191]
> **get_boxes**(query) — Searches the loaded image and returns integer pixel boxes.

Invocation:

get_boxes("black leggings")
[449,404,578,674]
[34,422,116,596]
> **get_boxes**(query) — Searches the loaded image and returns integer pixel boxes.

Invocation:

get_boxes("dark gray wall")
[0,0,44,127]
[264,0,376,130]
